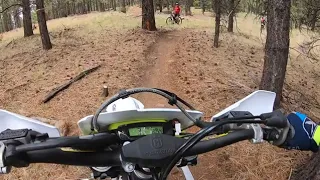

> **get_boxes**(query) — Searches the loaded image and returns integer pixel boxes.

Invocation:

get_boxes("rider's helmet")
[105,97,144,112]
[175,2,179,5]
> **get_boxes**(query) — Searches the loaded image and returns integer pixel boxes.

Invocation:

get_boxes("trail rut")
[138,30,184,108]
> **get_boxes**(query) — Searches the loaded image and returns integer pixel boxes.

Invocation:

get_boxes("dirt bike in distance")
[0,88,290,179]
[166,14,183,25]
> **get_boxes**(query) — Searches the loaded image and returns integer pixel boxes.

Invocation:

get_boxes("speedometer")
[113,121,174,140]
[128,126,163,137]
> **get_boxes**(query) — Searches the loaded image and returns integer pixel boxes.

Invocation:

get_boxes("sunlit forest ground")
[0,6,320,180]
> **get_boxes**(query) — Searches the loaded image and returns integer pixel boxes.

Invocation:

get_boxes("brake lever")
[260,109,288,128]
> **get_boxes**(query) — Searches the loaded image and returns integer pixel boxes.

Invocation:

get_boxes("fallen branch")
[227,80,253,92]
[5,40,13,47]
[43,65,101,103]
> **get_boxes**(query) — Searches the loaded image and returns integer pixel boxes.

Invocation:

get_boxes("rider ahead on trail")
[173,2,181,20]
[261,16,266,26]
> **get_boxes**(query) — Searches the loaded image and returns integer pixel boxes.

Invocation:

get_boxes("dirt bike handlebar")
[1,128,272,170]
[0,110,288,175]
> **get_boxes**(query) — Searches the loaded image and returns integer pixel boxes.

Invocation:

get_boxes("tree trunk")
[0,14,4,33]
[185,0,192,15]
[36,0,52,50]
[51,3,56,18]
[153,0,157,12]
[100,2,105,11]
[310,9,317,31]
[66,2,71,15]
[2,11,10,32]
[214,0,221,48]
[95,0,99,11]
[121,0,126,13]
[22,0,34,37]
[291,153,320,179]
[159,0,163,12]
[14,8,22,28]
[227,0,235,32]
[112,0,116,11]
[82,0,87,13]
[259,0,291,108]
[7,12,14,30]
[142,0,157,31]
[72,1,76,14]
[201,0,206,14]
[87,0,91,12]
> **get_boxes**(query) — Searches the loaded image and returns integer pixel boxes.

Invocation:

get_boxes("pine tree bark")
[185,0,192,15]
[159,0,163,12]
[292,152,320,179]
[2,11,10,32]
[0,14,4,33]
[82,0,87,13]
[201,0,206,14]
[95,0,99,11]
[100,2,105,11]
[214,0,221,48]
[259,0,291,108]
[14,8,21,28]
[36,0,52,50]
[142,0,156,31]
[228,0,234,32]
[22,0,33,37]
[72,1,76,14]
[7,12,14,30]
[87,0,91,12]
[310,9,318,31]
[112,0,116,11]
[121,0,126,13]
[66,2,71,15]
[153,0,157,12]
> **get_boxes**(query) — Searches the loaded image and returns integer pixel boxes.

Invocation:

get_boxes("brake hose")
[160,118,264,179]
[91,88,203,132]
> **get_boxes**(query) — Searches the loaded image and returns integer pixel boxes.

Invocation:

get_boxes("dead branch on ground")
[227,80,253,92]
[5,40,14,47]
[43,65,101,103]
[289,38,320,63]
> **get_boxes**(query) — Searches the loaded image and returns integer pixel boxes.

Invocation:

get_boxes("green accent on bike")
[313,126,320,146]
[108,119,166,130]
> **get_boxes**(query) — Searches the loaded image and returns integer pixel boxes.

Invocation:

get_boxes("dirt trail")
[138,30,183,108]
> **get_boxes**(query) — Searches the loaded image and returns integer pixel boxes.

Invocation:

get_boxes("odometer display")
[128,126,163,137]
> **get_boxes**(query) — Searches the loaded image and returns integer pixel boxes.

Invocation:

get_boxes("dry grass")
[0,6,320,180]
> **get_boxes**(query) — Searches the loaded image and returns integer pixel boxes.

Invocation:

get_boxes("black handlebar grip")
[262,109,288,128]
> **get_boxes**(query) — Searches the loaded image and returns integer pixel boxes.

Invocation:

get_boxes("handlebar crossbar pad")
[121,134,186,167]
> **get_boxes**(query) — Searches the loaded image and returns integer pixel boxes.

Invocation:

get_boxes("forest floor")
[1,6,320,180]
